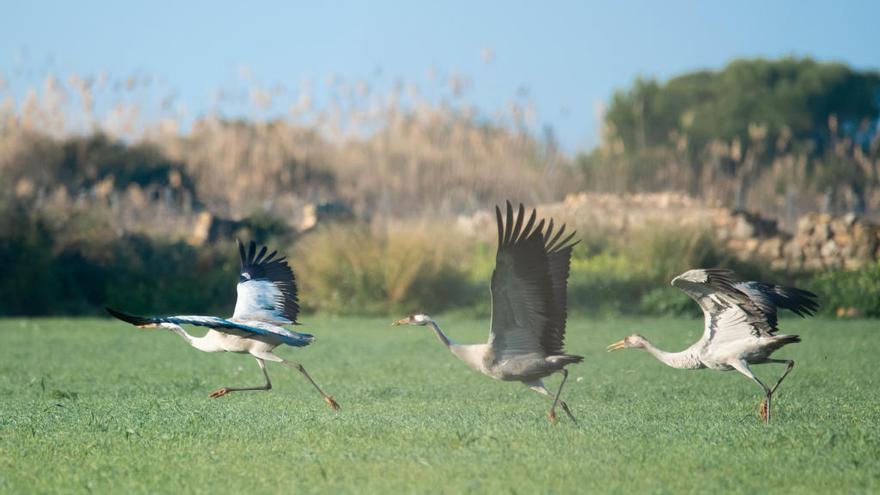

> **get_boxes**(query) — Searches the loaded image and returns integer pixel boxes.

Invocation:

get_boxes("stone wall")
[471,192,880,272]
[718,210,879,271]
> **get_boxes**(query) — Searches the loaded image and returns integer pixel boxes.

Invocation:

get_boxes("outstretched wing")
[734,281,819,332]
[106,307,313,347]
[488,202,578,360]
[541,218,578,356]
[671,268,773,345]
[232,240,300,324]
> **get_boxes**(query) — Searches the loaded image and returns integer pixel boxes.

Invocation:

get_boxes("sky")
[1,0,878,152]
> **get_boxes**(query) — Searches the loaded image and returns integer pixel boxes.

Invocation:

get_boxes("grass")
[0,316,878,494]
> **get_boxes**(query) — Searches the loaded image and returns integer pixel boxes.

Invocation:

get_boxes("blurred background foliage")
[604,58,880,153]
[2,57,880,318]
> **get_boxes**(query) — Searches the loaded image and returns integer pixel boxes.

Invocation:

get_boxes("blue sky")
[1,0,878,151]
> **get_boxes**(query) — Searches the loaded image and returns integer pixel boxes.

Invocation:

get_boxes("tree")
[604,57,880,154]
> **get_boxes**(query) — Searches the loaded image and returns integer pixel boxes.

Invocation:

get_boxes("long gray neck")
[427,320,455,348]
[641,339,702,370]
[427,320,488,372]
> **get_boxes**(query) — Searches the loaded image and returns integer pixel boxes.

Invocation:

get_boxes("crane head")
[606,334,647,352]
[392,314,431,326]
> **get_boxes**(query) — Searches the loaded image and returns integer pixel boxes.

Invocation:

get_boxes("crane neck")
[162,323,215,352]
[426,320,488,373]
[640,338,703,370]
[427,320,455,348]
[162,322,195,343]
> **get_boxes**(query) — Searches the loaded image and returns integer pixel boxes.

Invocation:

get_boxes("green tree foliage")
[605,57,880,153]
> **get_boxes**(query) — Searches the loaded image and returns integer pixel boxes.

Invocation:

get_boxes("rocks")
[732,216,755,240]
[717,210,879,271]
[815,222,832,241]
[555,193,879,272]
[757,238,783,259]
[467,192,879,273]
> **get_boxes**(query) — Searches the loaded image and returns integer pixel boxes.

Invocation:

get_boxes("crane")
[607,268,818,422]
[394,202,583,424]
[107,240,339,412]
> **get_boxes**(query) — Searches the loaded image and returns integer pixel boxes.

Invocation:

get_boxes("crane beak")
[606,339,627,352]
[392,317,410,326]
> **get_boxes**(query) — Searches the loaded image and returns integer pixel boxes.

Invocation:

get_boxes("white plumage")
[107,240,338,411]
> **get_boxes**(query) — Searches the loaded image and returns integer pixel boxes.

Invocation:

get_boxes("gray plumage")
[395,202,583,423]
[609,268,818,422]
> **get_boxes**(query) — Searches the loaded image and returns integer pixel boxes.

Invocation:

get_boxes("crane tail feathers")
[766,334,801,352]
[776,334,801,345]
[551,354,584,366]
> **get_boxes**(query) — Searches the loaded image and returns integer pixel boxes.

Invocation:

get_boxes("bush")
[806,264,880,317]
[293,224,478,316]
[0,203,827,319]
[0,203,238,316]
[0,204,56,315]
[638,287,701,317]
[567,252,646,315]
[622,225,732,282]
[566,224,768,316]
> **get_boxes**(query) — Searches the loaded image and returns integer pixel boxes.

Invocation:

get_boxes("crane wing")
[106,307,314,347]
[541,219,578,355]
[232,240,300,324]
[671,268,774,344]
[734,281,819,332]
[488,202,578,360]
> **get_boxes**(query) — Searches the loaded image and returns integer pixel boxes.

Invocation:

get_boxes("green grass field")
[1,316,878,494]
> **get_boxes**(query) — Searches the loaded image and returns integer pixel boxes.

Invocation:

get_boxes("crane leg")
[730,360,773,423]
[525,380,576,424]
[280,360,339,412]
[766,359,795,395]
[550,369,577,425]
[209,358,272,398]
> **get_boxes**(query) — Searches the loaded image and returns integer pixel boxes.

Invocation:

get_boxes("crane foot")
[547,409,558,425]
[209,388,230,399]
[759,398,770,423]
[324,396,340,412]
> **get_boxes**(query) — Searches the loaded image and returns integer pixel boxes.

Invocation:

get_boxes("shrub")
[0,203,238,316]
[566,224,768,316]
[0,204,56,315]
[638,287,701,317]
[806,264,880,317]
[293,224,477,315]
[622,225,734,282]
[567,252,646,315]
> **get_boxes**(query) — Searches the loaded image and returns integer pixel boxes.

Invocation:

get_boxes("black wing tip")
[494,201,578,251]
[238,240,286,268]
[237,238,247,267]
[737,280,820,318]
[106,307,153,326]
[778,286,821,317]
